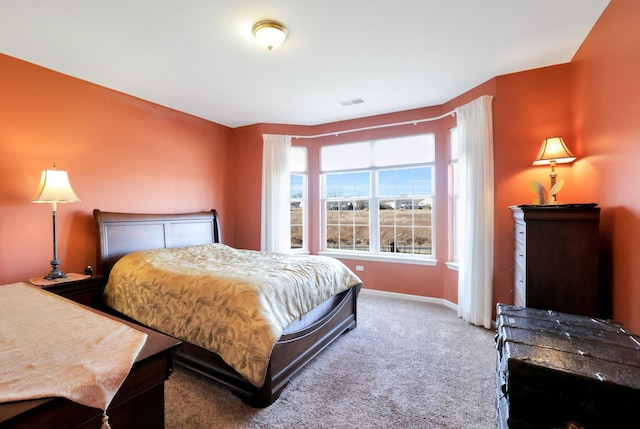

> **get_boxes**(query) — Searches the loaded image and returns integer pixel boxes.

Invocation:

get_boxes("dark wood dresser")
[510,204,602,317]
[495,304,640,429]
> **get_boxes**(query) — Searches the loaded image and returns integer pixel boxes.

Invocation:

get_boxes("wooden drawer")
[40,275,105,309]
[513,220,526,245]
[513,262,526,307]
[513,239,526,270]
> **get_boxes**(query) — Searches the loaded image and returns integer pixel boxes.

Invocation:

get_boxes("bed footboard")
[173,283,361,407]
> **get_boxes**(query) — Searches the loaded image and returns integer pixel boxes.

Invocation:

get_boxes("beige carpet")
[165,291,497,428]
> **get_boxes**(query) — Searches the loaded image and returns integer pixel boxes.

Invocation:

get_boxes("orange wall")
[571,0,640,332]
[0,54,231,285]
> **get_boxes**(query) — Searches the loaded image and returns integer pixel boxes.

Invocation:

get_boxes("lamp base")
[44,270,67,280]
[44,259,67,280]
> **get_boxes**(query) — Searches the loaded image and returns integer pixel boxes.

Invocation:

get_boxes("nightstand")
[32,274,106,309]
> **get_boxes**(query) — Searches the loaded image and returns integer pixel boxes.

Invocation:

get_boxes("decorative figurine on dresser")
[510,203,603,318]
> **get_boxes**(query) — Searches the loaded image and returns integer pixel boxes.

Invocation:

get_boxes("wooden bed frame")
[93,209,361,407]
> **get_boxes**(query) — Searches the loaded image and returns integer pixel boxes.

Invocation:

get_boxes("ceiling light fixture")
[252,20,287,51]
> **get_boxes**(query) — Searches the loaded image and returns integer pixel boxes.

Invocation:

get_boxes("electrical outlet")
[355,265,364,272]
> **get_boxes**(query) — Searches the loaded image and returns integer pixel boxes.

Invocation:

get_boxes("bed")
[93,209,362,407]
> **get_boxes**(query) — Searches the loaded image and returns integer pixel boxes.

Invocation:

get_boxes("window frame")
[446,127,459,271]
[289,146,308,253]
[319,135,437,266]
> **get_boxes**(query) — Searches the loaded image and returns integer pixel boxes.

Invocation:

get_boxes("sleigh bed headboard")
[93,209,221,276]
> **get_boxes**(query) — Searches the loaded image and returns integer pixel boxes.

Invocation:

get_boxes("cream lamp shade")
[252,20,288,51]
[32,168,80,207]
[532,136,576,166]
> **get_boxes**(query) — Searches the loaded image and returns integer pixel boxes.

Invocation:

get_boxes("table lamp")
[32,165,80,279]
[532,136,576,203]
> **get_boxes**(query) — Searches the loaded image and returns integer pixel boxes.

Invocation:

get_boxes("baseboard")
[360,288,458,312]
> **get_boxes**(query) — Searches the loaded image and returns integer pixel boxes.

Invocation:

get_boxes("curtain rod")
[293,109,456,140]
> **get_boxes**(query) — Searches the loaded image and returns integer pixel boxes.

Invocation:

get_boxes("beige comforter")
[104,243,361,387]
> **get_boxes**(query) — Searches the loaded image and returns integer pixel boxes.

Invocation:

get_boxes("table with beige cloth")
[0,283,147,422]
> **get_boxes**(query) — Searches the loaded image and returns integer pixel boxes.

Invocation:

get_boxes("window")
[378,167,432,255]
[324,171,371,251]
[290,146,307,251]
[321,134,435,261]
[448,127,459,266]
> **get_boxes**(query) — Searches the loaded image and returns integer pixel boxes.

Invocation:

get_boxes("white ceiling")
[0,1,610,128]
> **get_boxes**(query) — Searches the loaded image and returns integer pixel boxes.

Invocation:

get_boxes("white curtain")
[455,95,494,329]
[261,134,291,252]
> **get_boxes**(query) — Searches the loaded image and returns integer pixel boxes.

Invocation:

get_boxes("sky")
[291,167,432,199]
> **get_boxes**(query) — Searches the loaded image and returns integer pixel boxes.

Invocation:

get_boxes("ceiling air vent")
[339,98,365,107]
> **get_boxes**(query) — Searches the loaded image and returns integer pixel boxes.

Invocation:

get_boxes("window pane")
[291,225,303,248]
[379,167,431,197]
[290,174,304,198]
[395,227,414,251]
[380,226,433,255]
[415,201,431,228]
[377,196,433,256]
[380,226,395,253]
[324,172,370,198]
[396,206,417,226]
[290,171,306,251]
[379,200,396,225]
[325,200,369,251]
[326,225,339,249]
[354,225,370,251]
[414,227,432,254]
[290,201,303,249]
[338,225,354,249]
